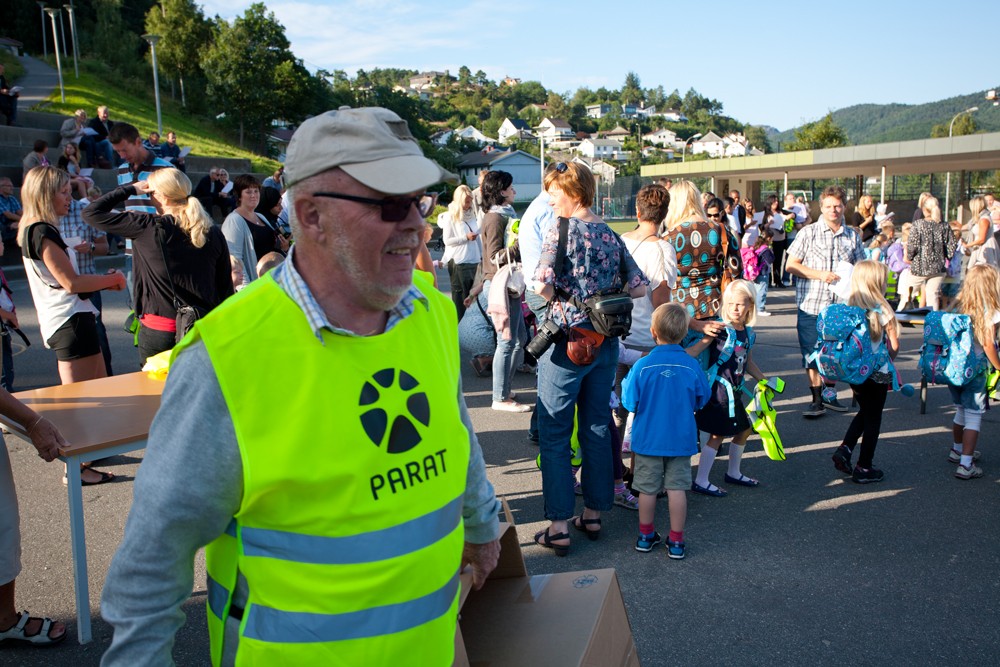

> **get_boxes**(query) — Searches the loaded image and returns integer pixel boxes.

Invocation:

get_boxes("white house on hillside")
[498,118,534,144]
[535,118,574,141]
[643,128,679,148]
[572,157,617,185]
[577,138,627,161]
[586,103,617,119]
[691,131,725,157]
[455,149,542,202]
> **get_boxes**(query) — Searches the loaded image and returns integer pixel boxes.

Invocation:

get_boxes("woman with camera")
[530,162,646,557]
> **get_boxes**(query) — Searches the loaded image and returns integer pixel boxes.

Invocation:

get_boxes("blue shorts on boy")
[622,343,711,458]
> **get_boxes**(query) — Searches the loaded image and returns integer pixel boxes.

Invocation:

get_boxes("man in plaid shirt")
[786,186,865,417]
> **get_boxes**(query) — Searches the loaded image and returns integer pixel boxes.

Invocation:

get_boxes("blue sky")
[199,0,1000,131]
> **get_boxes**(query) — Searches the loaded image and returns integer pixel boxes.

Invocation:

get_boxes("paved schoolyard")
[3,275,1000,666]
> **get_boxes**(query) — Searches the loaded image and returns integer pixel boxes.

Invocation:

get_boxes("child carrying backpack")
[920,264,1000,479]
[686,280,770,496]
[819,261,902,483]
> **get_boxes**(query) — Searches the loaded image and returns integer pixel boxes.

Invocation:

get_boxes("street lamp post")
[944,106,978,221]
[682,132,702,162]
[37,2,48,59]
[142,34,163,135]
[64,4,79,78]
[44,8,65,103]
[57,9,68,60]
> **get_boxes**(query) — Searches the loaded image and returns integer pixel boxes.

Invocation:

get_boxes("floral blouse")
[534,217,647,328]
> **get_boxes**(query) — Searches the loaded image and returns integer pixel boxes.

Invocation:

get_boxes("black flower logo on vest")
[359,369,430,454]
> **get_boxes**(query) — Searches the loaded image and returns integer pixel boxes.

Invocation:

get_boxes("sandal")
[571,515,601,541]
[724,473,760,488]
[0,611,67,646]
[63,468,116,486]
[533,527,570,557]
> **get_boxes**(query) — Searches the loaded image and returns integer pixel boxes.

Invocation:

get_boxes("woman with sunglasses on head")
[20,166,125,486]
[663,181,742,337]
[222,175,290,284]
[479,170,529,412]
[532,161,647,556]
[84,169,234,364]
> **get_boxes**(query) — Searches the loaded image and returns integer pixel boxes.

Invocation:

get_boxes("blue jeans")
[754,273,769,312]
[483,280,525,402]
[537,331,618,520]
[525,291,550,440]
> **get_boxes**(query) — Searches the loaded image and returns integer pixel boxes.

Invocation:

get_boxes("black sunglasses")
[706,212,723,219]
[311,191,438,222]
[554,162,568,173]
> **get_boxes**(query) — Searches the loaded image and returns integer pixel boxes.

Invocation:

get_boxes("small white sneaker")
[492,400,532,413]
[955,463,983,480]
[757,311,772,317]
[948,449,981,464]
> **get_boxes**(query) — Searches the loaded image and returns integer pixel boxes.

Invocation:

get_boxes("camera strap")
[553,216,631,311]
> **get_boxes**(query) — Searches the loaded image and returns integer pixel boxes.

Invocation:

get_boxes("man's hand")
[690,318,725,337]
[27,416,67,462]
[461,539,500,590]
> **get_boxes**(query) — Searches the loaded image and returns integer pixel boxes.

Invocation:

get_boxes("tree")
[621,71,642,105]
[144,0,212,108]
[202,3,309,148]
[92,0,142,78]
[783,113,848,151]
[458,66,472,87]
[546,91,569,123]
[743,125,772,154]
[930,114,977,138]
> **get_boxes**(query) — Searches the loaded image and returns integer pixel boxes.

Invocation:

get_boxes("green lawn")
[35,59,278,173]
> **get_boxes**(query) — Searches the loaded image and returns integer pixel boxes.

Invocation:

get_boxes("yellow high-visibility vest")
[175,273,469,665]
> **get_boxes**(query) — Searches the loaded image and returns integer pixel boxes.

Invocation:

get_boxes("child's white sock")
[727,443,746,479]
[695,446,718,488]
[960,454,973,468]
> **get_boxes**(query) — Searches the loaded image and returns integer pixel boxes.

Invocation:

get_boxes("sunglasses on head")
[312,191,439,222]
[554,162,568,173]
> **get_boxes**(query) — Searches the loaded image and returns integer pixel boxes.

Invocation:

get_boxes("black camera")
[525,319,565,360]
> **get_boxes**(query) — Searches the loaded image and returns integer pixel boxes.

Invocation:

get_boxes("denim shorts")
[796,310,819,369]
[632,453,692,493]
[948,373,988,412]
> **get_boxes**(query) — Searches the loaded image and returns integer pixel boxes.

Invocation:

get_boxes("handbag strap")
[153,222,185,311]
[553,216,631,310]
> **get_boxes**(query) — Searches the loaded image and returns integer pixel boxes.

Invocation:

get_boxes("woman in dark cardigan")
[83,169,234,364]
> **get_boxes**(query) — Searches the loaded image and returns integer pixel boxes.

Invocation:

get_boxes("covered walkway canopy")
[640,132,1000,206]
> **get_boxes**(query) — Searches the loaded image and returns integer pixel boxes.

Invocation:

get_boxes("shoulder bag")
[155,223,204,343]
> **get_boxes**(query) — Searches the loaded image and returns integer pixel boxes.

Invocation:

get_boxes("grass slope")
[35,59,278,173]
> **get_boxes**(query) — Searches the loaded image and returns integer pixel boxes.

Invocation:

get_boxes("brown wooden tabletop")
[4,372,165,457]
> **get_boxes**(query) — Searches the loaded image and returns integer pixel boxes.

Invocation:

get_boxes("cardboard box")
[454,502,639,666]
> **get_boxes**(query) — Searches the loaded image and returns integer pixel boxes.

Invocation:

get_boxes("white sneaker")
[492,400,532,413]
[758,311,772,317]
[948,449,981,464]
[955,463,984,480]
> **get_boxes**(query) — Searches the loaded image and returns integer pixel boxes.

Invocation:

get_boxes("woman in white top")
[18,166,125,485]
[439,184,481,319]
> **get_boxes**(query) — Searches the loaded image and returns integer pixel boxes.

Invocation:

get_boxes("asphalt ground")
[3,266,1000,666]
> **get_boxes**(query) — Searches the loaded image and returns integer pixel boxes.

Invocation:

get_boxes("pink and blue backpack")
[918,312,988,386]
[810,304,889,386]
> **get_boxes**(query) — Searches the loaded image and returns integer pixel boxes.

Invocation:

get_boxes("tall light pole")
[63,4,78,78]
[682,132,702,162]
[57,8,68,60]
[37,2,48,59]
[44,8,65,103]
[944,106,978,221]
[142,34,163,135]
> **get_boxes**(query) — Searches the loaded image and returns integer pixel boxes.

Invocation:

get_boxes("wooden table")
[0,372,165,644]
[896,312,928,414]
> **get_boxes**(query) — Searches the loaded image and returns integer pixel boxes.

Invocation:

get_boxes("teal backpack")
[919,312,989,386]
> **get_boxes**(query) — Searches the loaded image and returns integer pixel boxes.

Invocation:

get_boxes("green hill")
[35,58,279,173]
[771,89,1000,149]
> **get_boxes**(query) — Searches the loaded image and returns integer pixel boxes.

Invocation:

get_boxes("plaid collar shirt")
[786,220,865,316]
[272,246,428,342]
[59,199,105,276]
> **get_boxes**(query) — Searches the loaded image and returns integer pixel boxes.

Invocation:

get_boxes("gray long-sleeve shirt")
[100,344,500,665]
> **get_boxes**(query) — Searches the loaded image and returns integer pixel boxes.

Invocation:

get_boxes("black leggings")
[771,238,788,286]
[842,380,889,468]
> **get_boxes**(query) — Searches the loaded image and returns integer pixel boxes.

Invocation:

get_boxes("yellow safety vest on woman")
[175,273,470,666]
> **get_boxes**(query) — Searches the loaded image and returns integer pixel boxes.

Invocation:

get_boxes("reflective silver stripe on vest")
[206,574,230,620]
[243,572,459,643]
[240,493,463,565]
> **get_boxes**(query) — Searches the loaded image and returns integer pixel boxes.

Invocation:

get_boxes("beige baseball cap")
[284,106,457,194]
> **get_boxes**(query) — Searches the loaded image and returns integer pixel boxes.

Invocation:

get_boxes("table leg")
[920,377,927,415]
[64,457,92,644]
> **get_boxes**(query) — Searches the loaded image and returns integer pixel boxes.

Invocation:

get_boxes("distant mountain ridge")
[769,89,1000,149]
